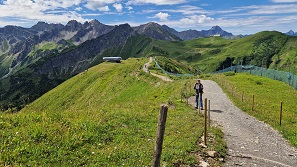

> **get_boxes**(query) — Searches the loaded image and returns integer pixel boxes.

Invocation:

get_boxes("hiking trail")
[189,80,297,167]
[143,57,173,82]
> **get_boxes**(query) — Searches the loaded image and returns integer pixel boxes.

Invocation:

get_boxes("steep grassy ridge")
[0,58,225,166]
[211,73,297,147]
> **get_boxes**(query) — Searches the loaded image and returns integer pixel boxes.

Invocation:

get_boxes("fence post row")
[152,105,168,167]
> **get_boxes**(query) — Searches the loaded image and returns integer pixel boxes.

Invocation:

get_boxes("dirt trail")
[189,80,297,167]
[143,57,173,82]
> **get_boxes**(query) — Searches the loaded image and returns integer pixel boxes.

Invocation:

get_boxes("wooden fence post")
[279,101,283,126]
[252,95,255,111]
[204,98,208,146]
[152,105,168,167]
[208,100,210,128]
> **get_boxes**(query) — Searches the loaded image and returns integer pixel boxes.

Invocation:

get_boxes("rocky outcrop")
[201,26,233,37]
[35,23,136,79]
[31,21,64,32]
[0,20,116,79]
[134,22,181,41]
[177,30,204,40]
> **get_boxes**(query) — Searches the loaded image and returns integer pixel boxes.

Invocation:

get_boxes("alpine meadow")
[1,18,297,166]
[0,58,226,166]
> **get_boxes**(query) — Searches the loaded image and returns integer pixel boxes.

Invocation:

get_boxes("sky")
[0,0,297,35]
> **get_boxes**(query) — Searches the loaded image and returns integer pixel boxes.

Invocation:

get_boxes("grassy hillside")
[151,56,196,74]
[91,35,153,66]
[211,73,297,147]
[119,31,297,74]
[0,58,226,166]
[3,31,297,112]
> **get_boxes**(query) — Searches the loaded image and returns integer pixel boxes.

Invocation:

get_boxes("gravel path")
[143,57,173,82]
[189,80,297,167]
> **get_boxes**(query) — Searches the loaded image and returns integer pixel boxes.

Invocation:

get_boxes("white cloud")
[271,0,297,3]
[3,0,83,10]
[84,0,118,11]
[233,4,297,15]
[126,0,186,5]
[143,5,207,16]
[250,4,297,14]
[201,4,210,7]
[113,3,123,12]
[145,14,215,30]
[152,12,170,21]
[126,6,133,10]
[75,7,82,11]
[179,15,214,24]
[99,6,110,12]
[0,0,86,26]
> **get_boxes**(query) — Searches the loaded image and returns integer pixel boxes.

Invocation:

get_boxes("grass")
[211,73,297,147]
[147,31,297,74]
[3,31,297,111]
[0,58,226,166]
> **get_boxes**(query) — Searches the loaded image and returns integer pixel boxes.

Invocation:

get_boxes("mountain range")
[286,30,297,36]
[1,19,297,110]
[0,20,232,79]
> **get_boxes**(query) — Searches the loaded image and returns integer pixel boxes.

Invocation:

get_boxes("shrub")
[224,71,235,76]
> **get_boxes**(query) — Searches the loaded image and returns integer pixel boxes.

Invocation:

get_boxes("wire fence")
[214,65,297,89]
[154,58,194,77]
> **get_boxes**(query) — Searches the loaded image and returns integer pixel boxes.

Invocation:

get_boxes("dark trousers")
[195,93,203,108]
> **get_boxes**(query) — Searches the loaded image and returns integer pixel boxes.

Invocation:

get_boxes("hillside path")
[189,80,297,167]
[143,57,173,82]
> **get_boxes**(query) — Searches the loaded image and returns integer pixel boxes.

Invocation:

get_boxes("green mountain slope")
[0,58,225,166]
[128,31,297,73]
[2,31,297,111]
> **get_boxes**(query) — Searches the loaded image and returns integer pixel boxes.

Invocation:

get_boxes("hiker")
[194,79,203,109]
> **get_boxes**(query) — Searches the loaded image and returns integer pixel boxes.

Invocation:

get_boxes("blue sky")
[0,0,297,34]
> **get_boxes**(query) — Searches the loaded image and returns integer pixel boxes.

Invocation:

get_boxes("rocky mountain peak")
[0,25,35,37]
[285,30,297,36]
[114,23,133,33]
[134,22,180,41]
[31,21,64,31]
[162,25,178,34]
[89,19,101,25]
[210,25,222,31]
[65,20,83,31]
[201,25,232,37]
